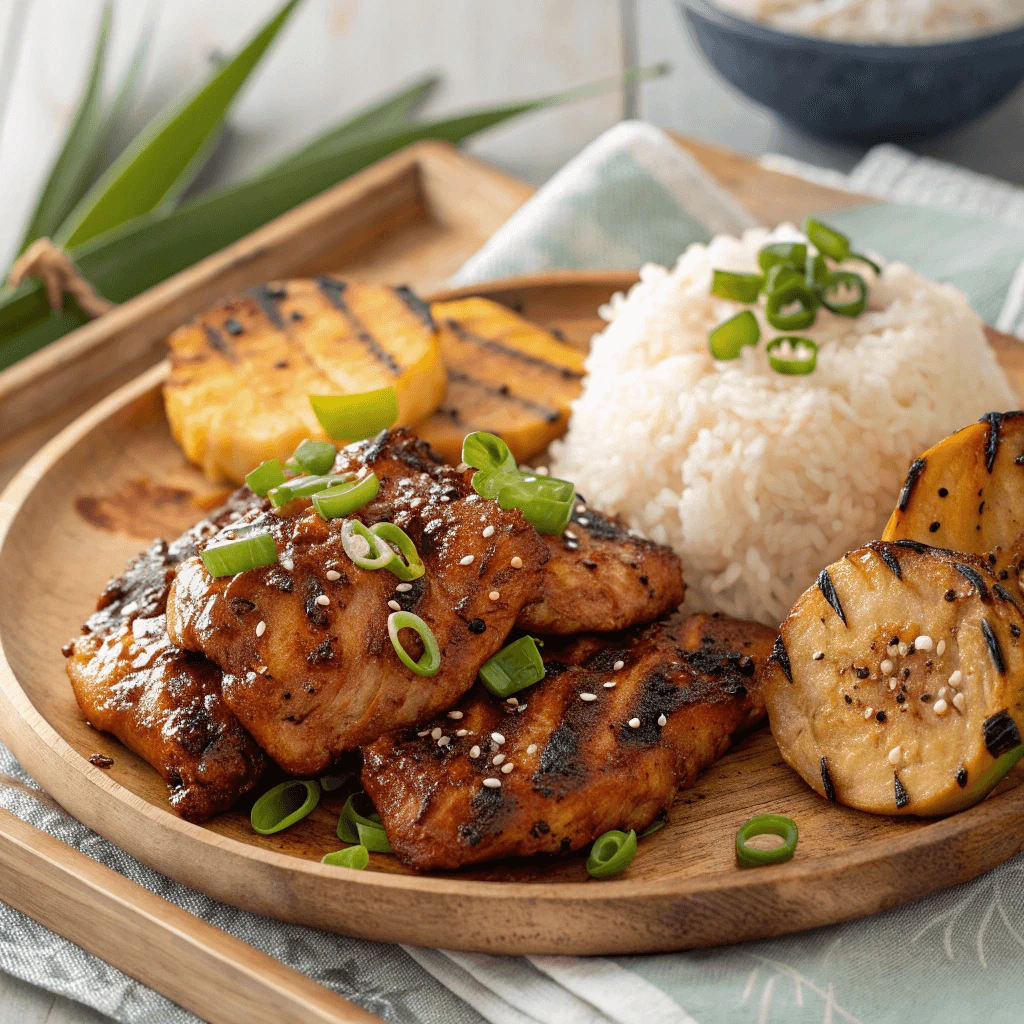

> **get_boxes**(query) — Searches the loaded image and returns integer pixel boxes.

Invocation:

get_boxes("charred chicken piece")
[166,429,548,774]
[65,495,266,822]
[362,611,774,870]
[763,540,1024,817]
[516,501,685,635]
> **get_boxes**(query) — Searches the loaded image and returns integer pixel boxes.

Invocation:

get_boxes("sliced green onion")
[479,636,546,698]
[250,779,320,835]
[640,819,665,837]
[268,473,350,508]
[291,438,338,476]
[805,252,829,290]
[496,476,575,536]
[803,217,850,262]
[245,458,286,497]
[821,271,867,317]
[711,269,763,302]
[312,473,380,520]
[337,792,392,852]
[201,532,277,578]
[284,456,302,473]
[766,336,818,376]
[765,283,818,331]
[310,387,398,441]
[388,611,441,676]
[341,519,393,570]
[322,846,369,869]
[319,774,347,792]
[708,310,760,360]
[369,521,425,580]
[849,252,881,275]
[735,813,798,867]
[960,743,1024,807]
[757,242,807,274]
[463,430,519,500]
[586,829,637,879]
[763,263,802,296]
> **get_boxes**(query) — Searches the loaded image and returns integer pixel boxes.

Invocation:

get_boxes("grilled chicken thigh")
[516,501,685,634]
[166,430,549,773]
[65,496,265,822]
[362,611,774,870]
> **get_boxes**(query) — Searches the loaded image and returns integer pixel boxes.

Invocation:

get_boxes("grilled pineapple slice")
[164,279,447,483]
[417,297,586,464]
[764,541,1024,816]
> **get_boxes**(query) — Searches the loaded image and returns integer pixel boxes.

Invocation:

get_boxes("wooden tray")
[3,270,1024,956]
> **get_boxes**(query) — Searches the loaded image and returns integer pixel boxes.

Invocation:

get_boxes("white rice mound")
[550,226,1017,627]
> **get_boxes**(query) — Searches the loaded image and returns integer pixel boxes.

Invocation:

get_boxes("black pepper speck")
[468,618,486,634]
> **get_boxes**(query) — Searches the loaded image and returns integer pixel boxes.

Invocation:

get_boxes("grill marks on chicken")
[362,612,774,870]
[166,430,549,773]
[516,502,685,634]
[65,495,266,822]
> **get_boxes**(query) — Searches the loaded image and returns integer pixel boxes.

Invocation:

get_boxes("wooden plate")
[3,271,1024,956]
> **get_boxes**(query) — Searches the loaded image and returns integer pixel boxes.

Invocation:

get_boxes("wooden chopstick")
[0,808,382,1024]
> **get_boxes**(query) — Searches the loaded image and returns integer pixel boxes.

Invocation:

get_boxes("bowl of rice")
[550,226,1016,626]
[677,0,1024,141]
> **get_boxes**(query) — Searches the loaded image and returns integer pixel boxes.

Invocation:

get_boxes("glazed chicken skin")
[516,499,684,634]
[65,496,266,822]
[362,611,774,870]
[166,429,549,774]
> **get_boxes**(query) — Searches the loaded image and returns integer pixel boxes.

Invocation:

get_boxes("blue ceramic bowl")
[677,0,1024,142]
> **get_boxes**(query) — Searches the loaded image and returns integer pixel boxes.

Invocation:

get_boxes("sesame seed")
[657,714,667,726]
[482,778,501,788]
[431,727,442,740]
[564,530,578,540]
[281,558,295,571]
[864,707,874,720]
[613,660,625,671]
[315,594,330,606]
[510,556,523,569]
[953,693,966,712]
[470,745,481,758]
[501,762,514,774]
[915,635,933,652]
[580,692,598,701]
[565,541,579,551]
[506,697,519,706]
[482,525,495,538]
[888,746,902,765]
[628,717,641,729]
[936,639,946,656]
[456,462,469,473]
[326,570,341,581]
[889,679,898,690]
[603,681,616,688]
[938,687,947,699]
[578,517,590,526]
[440,495,450,503]
[448,710,464,719]
[492,753,506,765]
[527,744,538,754]
[813,650,825,661]
[388,600,401,611]
[417,730,430,737]
[934,699,949,716]
[880,659,894,675]
[456,729,469,737]
[460,554,475,566]
[576,503,587,512]
[898,642,909,657]
[396,583,413,592]
[438,736,450,747]
[949,669,963,686]
[255,620,266,637]
[536,466,549,475]
[489,590,501,602]
[491,732,505,744]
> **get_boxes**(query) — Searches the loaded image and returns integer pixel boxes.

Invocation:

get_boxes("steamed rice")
[550,226,1016,626]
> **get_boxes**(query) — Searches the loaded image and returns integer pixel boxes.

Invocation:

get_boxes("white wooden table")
[4,1,1024,1021]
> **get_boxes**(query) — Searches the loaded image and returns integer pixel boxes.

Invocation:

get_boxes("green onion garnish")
[708,310,760,360]
[338,792,392,852]
[763,263,802,296]
[802,217,850,262]
[805,252,829,290]
[341,520,393,570]
[201,532,277,578]
[268,473,351,508]
[388,611,441,676]
[821,271,867,317]
[586,829,637,879]
[849,252,882,275]
[311,473,380,520]
[765,283,818,331]
[250,779,320,835]
[757,242,807,274]
[291,439,338,476]
[766,336,818,376]
[711,269,764,303]
[735,813,798,867]
[322,846,369,869]
[310,387,399,441]
[245,458,286,497]
[369,521,425,581]
[319,774,346,792]
[958,743,1024,808]
[462,430,520,500]
[479,636,546,698]
[639,819,665,837]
